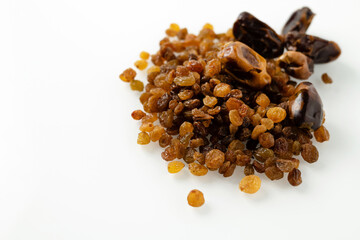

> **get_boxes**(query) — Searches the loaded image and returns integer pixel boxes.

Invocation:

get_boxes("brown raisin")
[301,143,319,163]
[131,110,146,120]
[276,158,297,172]
[288,168,302,186]
[258,132,275,148]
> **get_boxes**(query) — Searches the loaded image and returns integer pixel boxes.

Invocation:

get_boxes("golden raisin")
[205,149,225,170]
[189,162,208,176]
[142,113,158,123]
[204,58,221,77]
[120,68,136,82]
[169,23,180,32]
[260,118,274,130]
[193,151,205,165]
[130,80,144,91]
[202,23,214,30]
[251,113,262,126]
[165,29,177,37]
[314,125,330,142]
[251,125,267,140]
[256,106,267,117]
[149,126,165,142]
[266,107,287,123]
[226,97,243,110]
[173,73,196,86]
[239,175,261,194]
[131,110,146,120]
[137,132,150,145]
[187,189,205,207]
[134,59,148,70]
[213,83,231,97]
[139,51,150,60]
[179,122,194,136]
[256,93,270,108]
[168,161,185,173]
[139,122,155,132]
[178,90,194,100]
[203,95,218,107]
[229,109,243,127]
[147,65,161,74]
[139,92,151,104]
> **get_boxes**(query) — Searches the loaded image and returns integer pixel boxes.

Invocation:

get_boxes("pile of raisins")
[120,7,339,201]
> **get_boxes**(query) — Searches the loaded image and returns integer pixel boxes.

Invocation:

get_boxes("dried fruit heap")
[120,7,339,197]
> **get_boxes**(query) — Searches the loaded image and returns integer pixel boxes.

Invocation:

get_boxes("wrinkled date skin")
[278,51,314,80]
[285,32,341,63]
[288,82,323,130]
[233,12,284,59]
[218,41,271,89]
[282,7,315,35]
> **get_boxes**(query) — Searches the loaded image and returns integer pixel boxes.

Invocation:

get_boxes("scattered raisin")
[120,68,136,82]
[314,125,330,142]
[137,132,150,145]
[131,110,146,120]
[288,168,302,186]
[239,175,261,194]
[187,189,205,207]
[301,143,319,163]
[168,161,185,173]
[321,73,333,84]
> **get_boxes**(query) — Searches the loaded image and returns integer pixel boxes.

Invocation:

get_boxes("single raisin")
[187,189,205,207]
[168,161,185,173]
[239,175,261,194]
[301,143,319,163]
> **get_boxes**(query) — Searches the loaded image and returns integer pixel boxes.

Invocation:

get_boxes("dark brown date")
[233,12,284,59]
[285,32,341,63]
[288,82,323,130]
[282,7,315,35]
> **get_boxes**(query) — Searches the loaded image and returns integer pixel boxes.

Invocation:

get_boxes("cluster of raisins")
[120,7,339,206]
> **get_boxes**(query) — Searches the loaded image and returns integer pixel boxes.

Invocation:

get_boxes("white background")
[2,0,360,239]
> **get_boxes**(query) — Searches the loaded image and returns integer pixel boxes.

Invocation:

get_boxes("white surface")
[2,0,360,239]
